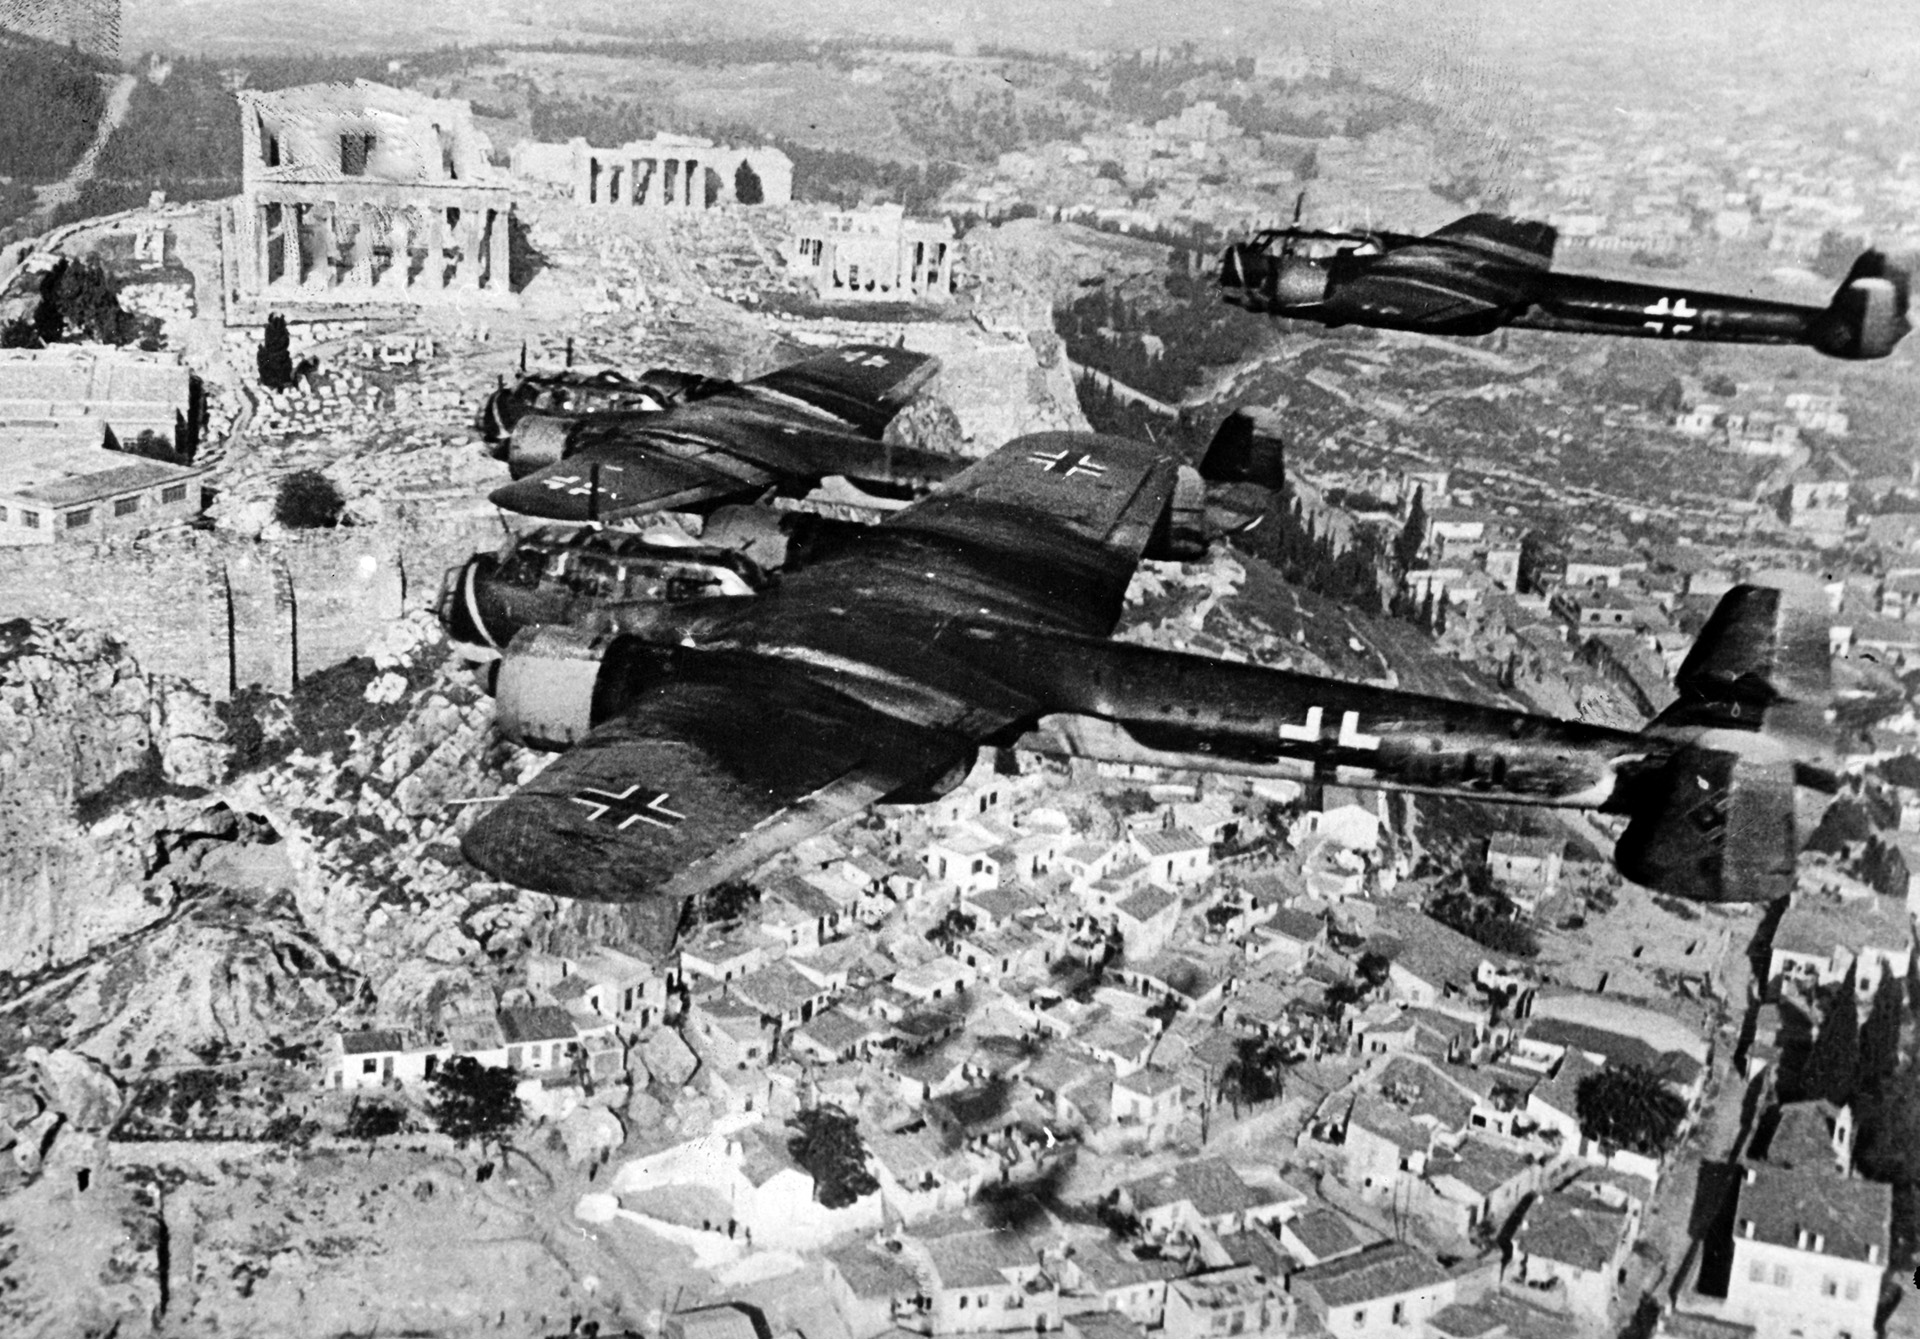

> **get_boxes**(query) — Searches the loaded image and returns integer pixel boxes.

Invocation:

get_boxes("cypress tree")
[1394,485,1428,571]
[1860,971,1904,1089]
[257,313,294,390]
[1801,964,1862,1106]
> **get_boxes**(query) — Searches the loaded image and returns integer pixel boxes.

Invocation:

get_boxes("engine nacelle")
[505,413,579,478]
[494,627,672,751]
[1269,255,1332,307]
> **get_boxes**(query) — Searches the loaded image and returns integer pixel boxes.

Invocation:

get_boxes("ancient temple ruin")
[559,134,793,209]
[786,205,956,303]
[226,81,515,311]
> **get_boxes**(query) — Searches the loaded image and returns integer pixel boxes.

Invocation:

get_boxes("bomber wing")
[461,432,1177,931]
[460,649,994,955]
[490,434,780,520]
[738,343,938,435]
[1424,214,1558,268]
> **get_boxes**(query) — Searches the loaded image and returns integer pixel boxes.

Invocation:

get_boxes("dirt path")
[35,72,138,217]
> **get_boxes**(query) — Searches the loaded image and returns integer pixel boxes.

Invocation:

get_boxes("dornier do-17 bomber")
[445,413,1846,958]
[481,342,972,525]
[1219,201,1912,359]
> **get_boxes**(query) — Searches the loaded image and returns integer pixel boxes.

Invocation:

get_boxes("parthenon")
[228,81,516,308]
[564,134,793,210]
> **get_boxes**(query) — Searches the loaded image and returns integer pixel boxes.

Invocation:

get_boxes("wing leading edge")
[461,648,991,950]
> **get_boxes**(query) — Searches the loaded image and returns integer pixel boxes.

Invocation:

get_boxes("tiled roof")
[1374,1055,1477,1130]
[1290,1240,1450,1309]
[1735,1162,1891,1263]
[497,1005,578,1044]
[922,1227,1042,1288]
[739,960,828,1012]
[1428,1290,1567,1339]
[1068,1311,1148,1339]
[1114,1066,1183,1098]
[1285,1206,1373,1261]
[1134,827,1209,857]
[340,1028,409,1055]
[670,1306,760,1339]
[1522,1018,1702,1086]
[1488,833,1564,860]
[825,1242,921,1298]
[1427,1135,1536,1197]
[1515,1189,1628,1273]
[1773,890,1913,957]
[1264,908,1325,943]
[1364,902,1506,990]
[1070,1237,1184,1290]
[1116,886,1179,923]
[1119,1156,1260,1218]
[795,1008,870,1052]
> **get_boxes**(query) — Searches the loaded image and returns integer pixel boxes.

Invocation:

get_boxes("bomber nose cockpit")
[1219,227,1383,313]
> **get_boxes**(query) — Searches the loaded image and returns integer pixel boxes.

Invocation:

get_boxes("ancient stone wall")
[0,514,500,697]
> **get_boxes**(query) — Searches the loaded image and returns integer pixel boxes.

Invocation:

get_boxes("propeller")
[1277,190,1307,260]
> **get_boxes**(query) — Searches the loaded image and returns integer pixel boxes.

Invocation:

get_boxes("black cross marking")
[570,785,686,830]
[1642,296,1698,337]
[1028,448,1106,479]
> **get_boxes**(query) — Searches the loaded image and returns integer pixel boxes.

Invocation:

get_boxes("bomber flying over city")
[1218,206,1912,359]
[483,342,970,525]
[453,420,1838,956]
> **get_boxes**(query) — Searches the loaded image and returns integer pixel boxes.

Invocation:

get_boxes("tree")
[1799,966,1862,1105]
[1356,951,1392,991]
[274,469,345,529]
[788,1104,879,1209]
[1855,1059,1920,1185]
[1861,972,1905,1090]
[1393,486,1427,571]
[427,1056,525,1155]
[927,907,977,952]
[257,312,294,389]
[731,158,763,205]
[344,1099,408,1153]
[1574,1063,1686,1157]
[1218,1034,1288,1117]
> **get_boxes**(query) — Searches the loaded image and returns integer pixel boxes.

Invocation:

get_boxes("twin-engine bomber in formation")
[1219,208,1912,359]
[481,342,967,525]
[450,426,1841,957]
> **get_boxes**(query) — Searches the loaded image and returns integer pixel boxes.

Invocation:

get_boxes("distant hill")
[0,0,120,63]
[0,27,109,183]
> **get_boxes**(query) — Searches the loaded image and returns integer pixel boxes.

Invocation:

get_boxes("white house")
[1723,1162,1889,1339]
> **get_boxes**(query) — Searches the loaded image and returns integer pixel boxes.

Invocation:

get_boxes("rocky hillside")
[0,614,566,1077]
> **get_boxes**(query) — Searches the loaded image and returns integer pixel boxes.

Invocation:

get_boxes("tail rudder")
[1609,579,1837,904]
[1199,408,1286,492]
[1812,249,1912,359]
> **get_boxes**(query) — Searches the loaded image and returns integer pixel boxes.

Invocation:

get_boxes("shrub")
[274,470,345,529]
[257,313,294,389]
